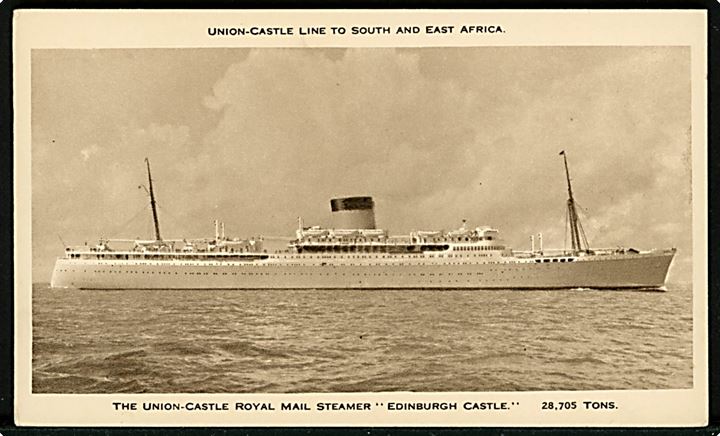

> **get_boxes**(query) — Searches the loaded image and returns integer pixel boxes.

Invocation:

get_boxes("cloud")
[80,144,99,162]
[30,47,693,282]
[200,48,689,232]
[200,49,485,224]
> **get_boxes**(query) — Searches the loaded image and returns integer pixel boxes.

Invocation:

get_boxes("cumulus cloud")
[201,49,481,217]
[198,49,690,247]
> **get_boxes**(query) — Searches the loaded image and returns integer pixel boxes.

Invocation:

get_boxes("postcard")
[13,9,708,426]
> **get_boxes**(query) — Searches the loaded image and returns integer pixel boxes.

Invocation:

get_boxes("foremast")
[560,150,589,254]
[145,157,162,242]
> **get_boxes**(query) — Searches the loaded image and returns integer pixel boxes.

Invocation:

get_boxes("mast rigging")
[559,150,589,254]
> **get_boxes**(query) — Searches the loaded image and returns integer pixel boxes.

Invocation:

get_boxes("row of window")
[56,268,541,281]
[57,258,577,277]
[296,244,450,254]
[63,256,582,269]
[68,252,502,264]
[455,246,504,251]
[535,258,576,263]
[67,253,268,261]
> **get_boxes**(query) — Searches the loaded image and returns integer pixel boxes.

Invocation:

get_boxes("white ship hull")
[51,250,675,290]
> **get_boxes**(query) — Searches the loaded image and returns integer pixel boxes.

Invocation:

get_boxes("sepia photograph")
[14,10,708,427]
[30,45,693,393]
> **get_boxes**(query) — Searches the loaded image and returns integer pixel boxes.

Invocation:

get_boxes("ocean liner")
[50,153,676,290]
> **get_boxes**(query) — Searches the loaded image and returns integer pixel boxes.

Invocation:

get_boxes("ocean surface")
[32,283,693,393]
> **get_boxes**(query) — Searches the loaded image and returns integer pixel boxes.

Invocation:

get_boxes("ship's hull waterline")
[51,250,675,290]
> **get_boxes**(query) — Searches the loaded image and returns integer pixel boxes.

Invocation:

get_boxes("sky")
[31,47,692,282]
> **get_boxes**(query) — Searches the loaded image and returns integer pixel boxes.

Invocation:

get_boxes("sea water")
[31,283,693,393]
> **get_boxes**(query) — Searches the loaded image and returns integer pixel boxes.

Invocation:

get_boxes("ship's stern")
[50,258,72,288]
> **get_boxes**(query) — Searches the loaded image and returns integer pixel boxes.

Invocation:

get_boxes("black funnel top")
[330,196,374,212]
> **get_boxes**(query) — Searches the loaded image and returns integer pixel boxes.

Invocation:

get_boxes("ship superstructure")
[50,154,676,290]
